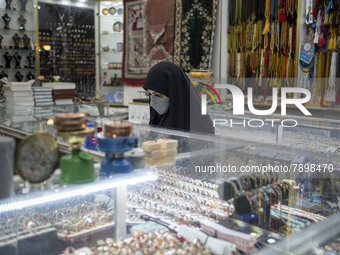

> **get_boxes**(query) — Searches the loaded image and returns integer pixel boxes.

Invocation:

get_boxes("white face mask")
[150,95,169,115]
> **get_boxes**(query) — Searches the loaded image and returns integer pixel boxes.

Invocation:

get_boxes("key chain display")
[228,0,299,95]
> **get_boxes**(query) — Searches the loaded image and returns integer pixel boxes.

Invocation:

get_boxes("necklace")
[56,6,67,23]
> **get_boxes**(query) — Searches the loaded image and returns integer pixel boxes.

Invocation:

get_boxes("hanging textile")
[143,0,174,72]
[174,0,218,72]
[122,0,147,86]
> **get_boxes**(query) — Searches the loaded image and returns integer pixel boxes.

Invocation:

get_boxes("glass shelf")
[99,15,123,19]
[0,47,35,51]
[103,86,123,88]
[0,170,157,214]
[101,32,123,36]
[0,67,35,70]
[0,28,35,33]
[101,51,122,54]
[0,7,35,14]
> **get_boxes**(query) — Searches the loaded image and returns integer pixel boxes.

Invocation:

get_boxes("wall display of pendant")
[38,2,96,98]
[98,1,124,104]
[227,0,298,98]
[0,0,36,83]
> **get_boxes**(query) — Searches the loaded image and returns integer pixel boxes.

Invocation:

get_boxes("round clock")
[15,133,59,183]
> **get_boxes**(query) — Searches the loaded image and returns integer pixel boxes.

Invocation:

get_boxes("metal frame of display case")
[254,213,340,255]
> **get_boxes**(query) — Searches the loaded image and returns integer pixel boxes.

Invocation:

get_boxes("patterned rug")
[123,0,147,86]
[174,0,218,72]
[143,0,174,72]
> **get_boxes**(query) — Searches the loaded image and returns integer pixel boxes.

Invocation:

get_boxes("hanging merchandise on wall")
[227,0,298,97]
[122,0,217,86]
[0,0,36,83]
[122,0,147,86]
[143,0,174,72]
[300,0,340,108]
[38,3,96,98]
[174,0,218,72]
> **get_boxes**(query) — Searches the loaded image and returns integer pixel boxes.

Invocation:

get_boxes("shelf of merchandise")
[0,0,37,83]
[97,0,123,100]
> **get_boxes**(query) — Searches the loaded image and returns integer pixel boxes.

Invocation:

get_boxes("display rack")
[97,0,123,105]
[38,2,96,98]
[0,0,37,82]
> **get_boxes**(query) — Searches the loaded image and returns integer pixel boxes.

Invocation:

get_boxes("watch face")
[113,21,122,32]
[15,133,59,183]
[102,8,109,15]
[109,7,116,15]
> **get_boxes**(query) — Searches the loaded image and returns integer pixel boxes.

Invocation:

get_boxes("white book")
[7,82,31,86]
[35,109,53,114]
[35,106,53,111]
[8,116,36,123]
[34,95,53,99]
[6,96,34,101]
[35,113,54,118]
[32,87,53,92]
[5,104,33,111]
[4,91,33,97]
[42,82,76,90]
[35,98,54,102]
[54,99,73,105]
[34,92,53,96]
[35,102,55,106]
[3,85,32,92]
[6,108,34,115]
[5,100,35,106]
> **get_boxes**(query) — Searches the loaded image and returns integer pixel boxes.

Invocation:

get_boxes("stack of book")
[33,87,54,106]
[42,82,76,105]
[3,82,35,122]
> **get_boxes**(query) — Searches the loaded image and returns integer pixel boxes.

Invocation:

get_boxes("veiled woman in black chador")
[143,61,214,135]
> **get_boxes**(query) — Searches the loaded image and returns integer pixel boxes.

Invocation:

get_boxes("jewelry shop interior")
[0,0,339,254]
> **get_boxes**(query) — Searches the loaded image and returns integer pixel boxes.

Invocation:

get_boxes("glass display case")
[208,105,340,156]
[254,213,340,255]
[0,102,110,142]
[97,0,123,105]
[38,2,96,98]
[0,111,339,254]
[128,123,340,253]
[0,170,157,255]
